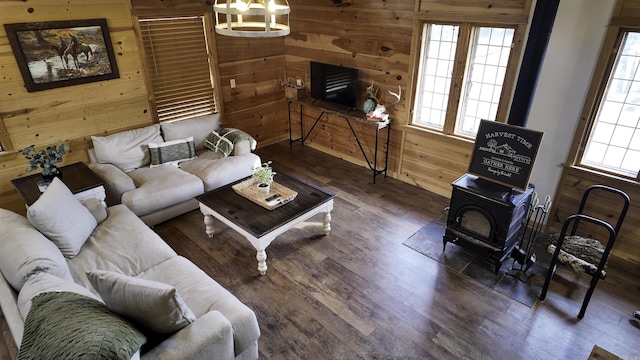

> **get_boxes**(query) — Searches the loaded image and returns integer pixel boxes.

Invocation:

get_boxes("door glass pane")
[413,24,459,130]
[456,27,514,137]
[582,32,640,177]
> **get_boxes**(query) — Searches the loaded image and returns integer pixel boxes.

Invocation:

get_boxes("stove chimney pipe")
[507,0,560,127]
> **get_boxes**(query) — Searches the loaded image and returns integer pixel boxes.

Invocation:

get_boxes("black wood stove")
[443,173,534,273]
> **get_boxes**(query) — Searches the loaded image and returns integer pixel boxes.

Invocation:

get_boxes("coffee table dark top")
[196,171,335,238]
[11,162,104,206]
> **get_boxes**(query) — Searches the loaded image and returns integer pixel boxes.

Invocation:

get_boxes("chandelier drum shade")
[213,0,290,38]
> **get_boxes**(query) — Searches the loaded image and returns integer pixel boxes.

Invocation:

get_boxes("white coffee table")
[196,173,335,275]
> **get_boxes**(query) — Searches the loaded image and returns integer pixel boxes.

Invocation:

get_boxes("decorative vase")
[257,183,270,195]
[363,98,376,114]
[41,167,62,182]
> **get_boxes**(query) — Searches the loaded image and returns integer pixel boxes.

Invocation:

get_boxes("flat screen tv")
[310,61,358,110]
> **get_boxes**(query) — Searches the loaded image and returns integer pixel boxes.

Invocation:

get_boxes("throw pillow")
[27,178,97,258]
[148,136,196,167]
[17,272,100,318]
[0,208,73,291]
[160,114,220,151]
[18,292,145,360]
[87,270,196,334]
[203,128,257,158]
[92,124,164,172]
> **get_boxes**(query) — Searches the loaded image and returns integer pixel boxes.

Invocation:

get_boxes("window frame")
[0,117,12,153]
[574,27,640,181]
[133,11,222,124]
[409,19,525,139]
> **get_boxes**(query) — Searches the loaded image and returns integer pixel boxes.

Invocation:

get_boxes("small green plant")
[252,161,276,186]
[22,141,69,176]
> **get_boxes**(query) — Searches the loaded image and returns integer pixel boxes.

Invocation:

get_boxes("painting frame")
[4,19,120,92]
[467,120,543,190]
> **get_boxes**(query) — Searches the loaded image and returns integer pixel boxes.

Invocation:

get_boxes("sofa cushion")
[160,114,219,152]
[92,124,164,172]
[27,178,97,258]
[66,205,177,292]
[180,152,261,192]
[17,272,100,318]
[0,208,73,291]
[123,166,204,217]
[148,136,196,168]
[87,270,196,334]
[137,256,260,355]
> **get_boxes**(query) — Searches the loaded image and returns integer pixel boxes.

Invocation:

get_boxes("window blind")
[139,16,217,123]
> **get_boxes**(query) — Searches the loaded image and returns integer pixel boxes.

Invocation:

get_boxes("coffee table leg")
[256,250,268,275]
[203,214,215,238]
[323,211,332,235]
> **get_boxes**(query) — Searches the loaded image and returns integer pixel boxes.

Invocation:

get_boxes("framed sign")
[4,19,120,92]
[468,120,543,190]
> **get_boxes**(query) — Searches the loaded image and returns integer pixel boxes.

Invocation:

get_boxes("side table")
[11,162,106,207]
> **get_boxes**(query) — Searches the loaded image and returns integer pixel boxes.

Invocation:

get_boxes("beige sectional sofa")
[0,178,260,359]
[88,114,261,226]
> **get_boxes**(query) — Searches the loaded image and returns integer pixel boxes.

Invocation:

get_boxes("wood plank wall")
[286,0,530,195]
[0,0,152,214]
[549,0,640,268]
[285,0,415,179]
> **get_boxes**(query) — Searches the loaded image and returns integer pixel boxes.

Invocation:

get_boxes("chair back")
[571,185,630,239]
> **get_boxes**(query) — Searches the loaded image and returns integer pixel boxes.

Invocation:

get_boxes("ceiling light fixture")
[213,0,290,38]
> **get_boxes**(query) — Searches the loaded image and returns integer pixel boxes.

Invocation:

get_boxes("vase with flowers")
[22,141,69,185]
[252,161,276,194]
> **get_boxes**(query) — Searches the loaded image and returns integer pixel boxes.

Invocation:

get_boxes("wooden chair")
[539,185,630,319]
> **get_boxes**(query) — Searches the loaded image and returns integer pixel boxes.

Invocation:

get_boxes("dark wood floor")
[2,141,640,359]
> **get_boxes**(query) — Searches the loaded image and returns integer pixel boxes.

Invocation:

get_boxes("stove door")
[453,205,496,244]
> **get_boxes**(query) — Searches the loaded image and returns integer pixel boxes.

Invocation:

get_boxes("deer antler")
[385,85,402,106]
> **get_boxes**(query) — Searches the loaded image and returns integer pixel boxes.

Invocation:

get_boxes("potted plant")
[252,161,276,194]
[22,141,69,182]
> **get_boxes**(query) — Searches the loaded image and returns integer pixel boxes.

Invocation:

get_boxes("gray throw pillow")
[92,124,164,172]
[160,114,220,151]
[148,136,196,167]
[27,178,97,258]
[87,270,196,334]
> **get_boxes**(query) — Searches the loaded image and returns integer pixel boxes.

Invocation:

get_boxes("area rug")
[403,211,551,307]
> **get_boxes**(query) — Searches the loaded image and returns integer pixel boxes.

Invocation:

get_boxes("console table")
[11,162,106,207]
[287,97,391,183]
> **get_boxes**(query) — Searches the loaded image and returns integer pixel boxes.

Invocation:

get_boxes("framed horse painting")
[4,19,120,92]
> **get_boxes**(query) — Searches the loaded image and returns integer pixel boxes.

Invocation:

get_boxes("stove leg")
[442,238,448,252]
[494,260,501,274]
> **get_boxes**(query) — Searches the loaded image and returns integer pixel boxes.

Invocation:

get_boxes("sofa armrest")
[0,272,23,348]
[232,139,252,156]
[142,311,234,360]
[87,163,136,206]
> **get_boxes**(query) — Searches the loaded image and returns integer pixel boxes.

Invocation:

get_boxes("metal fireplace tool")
[508,192,552,282]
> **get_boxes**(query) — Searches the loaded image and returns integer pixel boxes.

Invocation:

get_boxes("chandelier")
[213,0,290,38]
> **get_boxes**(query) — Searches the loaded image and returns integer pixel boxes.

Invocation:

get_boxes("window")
[413,23,516,137]
[580,31,640,178]
[138,16,218,123]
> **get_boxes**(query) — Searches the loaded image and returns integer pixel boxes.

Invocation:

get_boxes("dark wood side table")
[11,162,106,207]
